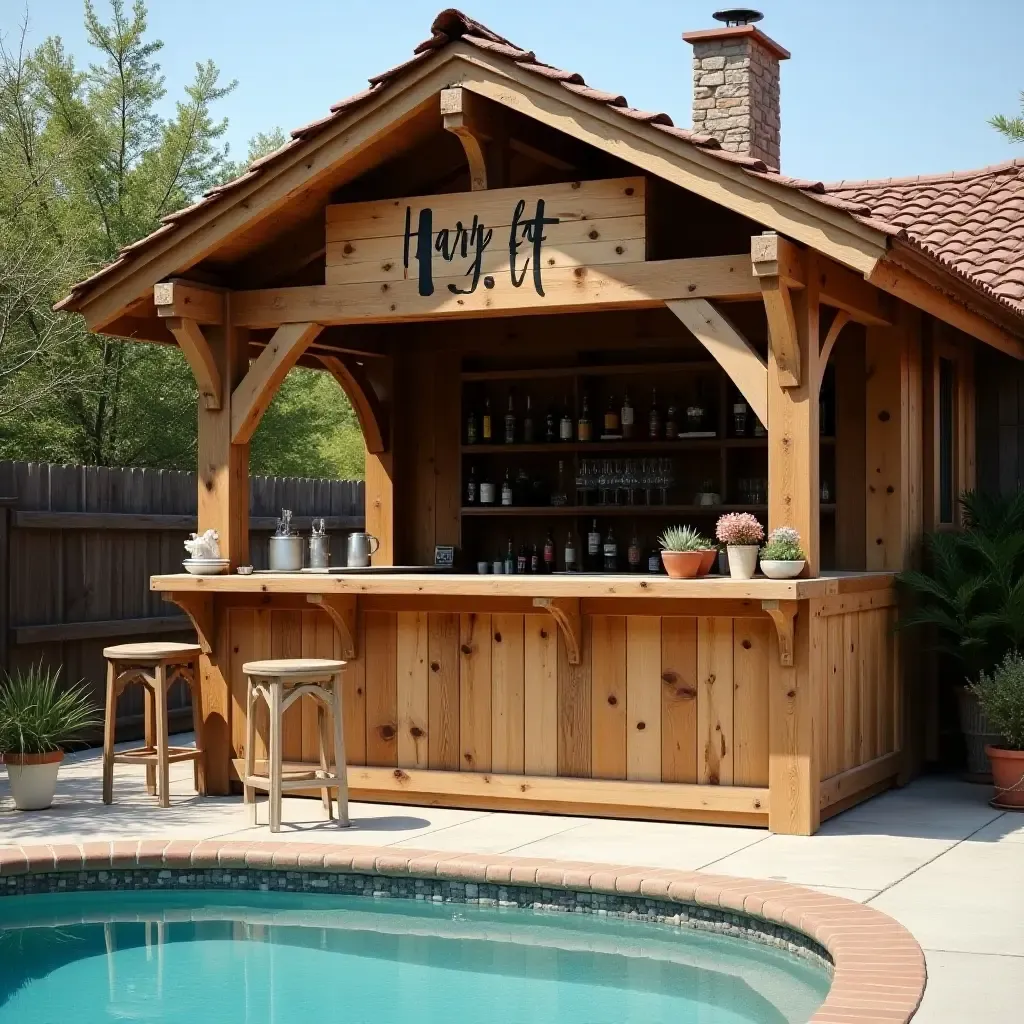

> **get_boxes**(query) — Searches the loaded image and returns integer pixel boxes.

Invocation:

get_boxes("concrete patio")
[2,737,1021,1023]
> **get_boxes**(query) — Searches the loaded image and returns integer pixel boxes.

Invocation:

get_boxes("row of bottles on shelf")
[465,390,755,445]
[481,523,662,575]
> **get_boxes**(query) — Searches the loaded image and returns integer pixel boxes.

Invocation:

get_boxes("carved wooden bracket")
[163,592,216,655]
[441,86,497,191]
[307,594,358,660]
[532,597,581,665]
[318,355,388,453]
[816,309,851,393]
[752,232,805,389]
[231,322,323,443]
[163,317,222,410]
[762,599,798,667]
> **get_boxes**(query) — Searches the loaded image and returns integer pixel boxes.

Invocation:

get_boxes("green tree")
[991,94,1024,142]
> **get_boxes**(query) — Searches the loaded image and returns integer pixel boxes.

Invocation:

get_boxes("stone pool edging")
[0,840,925,1023]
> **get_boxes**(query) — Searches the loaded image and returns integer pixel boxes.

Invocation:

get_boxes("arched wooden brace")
[164,317,222,410]
[230,322,323,444]
[816,310,852,393]
[318,354,388,454]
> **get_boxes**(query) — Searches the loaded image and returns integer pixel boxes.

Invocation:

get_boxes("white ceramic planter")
[726,544,759,580]
[760,559,806,580]
[4,752,63,810]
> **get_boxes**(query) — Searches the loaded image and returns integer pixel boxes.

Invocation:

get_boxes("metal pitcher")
[346,532,380,568]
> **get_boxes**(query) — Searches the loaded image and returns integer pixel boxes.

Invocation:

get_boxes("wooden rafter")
[816,258,893,327]
[754,233,803,388]
[667,298,768,429]
[230,322,323,444]
[306,594,358,659]
[318,355,388,453]
[532,597,581,665]
[164,317,222,409]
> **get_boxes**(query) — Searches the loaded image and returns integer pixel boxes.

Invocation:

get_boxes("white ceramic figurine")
[184,529,221,560]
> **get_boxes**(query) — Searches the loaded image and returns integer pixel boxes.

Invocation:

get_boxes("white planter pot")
[760,559,806,580]
[727,544,759,580]
[4,752,62,810]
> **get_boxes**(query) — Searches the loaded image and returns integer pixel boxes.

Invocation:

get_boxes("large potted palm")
[0,664,98,810]
[971,652,1024,808]
[898,491,1024,775]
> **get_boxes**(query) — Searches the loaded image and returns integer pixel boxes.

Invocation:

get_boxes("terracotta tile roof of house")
[56,8,1024,329]
[824,160,1024,311]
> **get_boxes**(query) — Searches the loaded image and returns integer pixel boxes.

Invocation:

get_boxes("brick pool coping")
[0,840,925,1023]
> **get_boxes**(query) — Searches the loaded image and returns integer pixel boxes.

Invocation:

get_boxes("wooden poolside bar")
[61,11,1022,834]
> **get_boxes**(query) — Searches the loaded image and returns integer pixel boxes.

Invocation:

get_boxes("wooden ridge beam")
[154,280,225,324]
[318,355,388,454]
[230,322,323,444]
[231,256,758,328]
[667,298,768,429]
[164,317,222,409]
[306,594,358,659]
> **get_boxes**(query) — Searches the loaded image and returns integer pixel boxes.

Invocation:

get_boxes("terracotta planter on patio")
[3,750,65,811]
[985,745,1024,809]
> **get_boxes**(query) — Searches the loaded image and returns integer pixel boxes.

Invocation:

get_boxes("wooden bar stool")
[101,642,206,807]
[242,658,350,832]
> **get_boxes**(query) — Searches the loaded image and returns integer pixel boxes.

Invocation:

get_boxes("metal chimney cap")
[712,8,764,26]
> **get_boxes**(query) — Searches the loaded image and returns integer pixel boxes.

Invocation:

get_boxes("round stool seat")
[242,658,346,678]
[104,641,203,662]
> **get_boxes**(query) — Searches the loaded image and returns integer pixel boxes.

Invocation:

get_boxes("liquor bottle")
[530,544,540,574]
[515,466,531,505]
[504,393,516,444]
[551,459,569,506]
[504,538,515,575]
[603,526,618,572]
[516,544,529,574]
[479,470,495,505]
[733,401,749,437]
[482,397,493,441]
[603,394,620,437]
[621,390,634,439]
[543,531,556,573]
[466,465,477,505]
[466,406,478,445]
[665,397,678,440]
[587,518,601,571]
[564,531,577,573]
[577,395,593,442]
[648,388,661,440]
[627,529,642,572]
[559,398,573,442]
[501,469,513,506]
[544,408,556,443]
[523,395,535,443]
[648,547,662,574]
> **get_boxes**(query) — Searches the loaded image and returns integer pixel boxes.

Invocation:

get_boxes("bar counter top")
[151,570,896,601]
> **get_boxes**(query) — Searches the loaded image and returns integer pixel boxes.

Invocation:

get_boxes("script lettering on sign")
[325,177,647,305]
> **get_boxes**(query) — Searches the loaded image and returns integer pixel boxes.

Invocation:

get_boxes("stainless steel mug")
[346,532,380,568]
[268,534,304,571]
[308,534,330,570]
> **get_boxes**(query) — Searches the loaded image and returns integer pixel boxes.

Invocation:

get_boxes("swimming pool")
[0,889,829,1024]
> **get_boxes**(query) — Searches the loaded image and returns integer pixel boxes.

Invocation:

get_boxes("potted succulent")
[659,525,712,579]
[716,512,765,580]
[970,652,1024,809]
[759,526,807,579]
[0,664,98,811]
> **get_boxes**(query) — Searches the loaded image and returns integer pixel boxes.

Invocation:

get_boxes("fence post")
[0,498,14,678]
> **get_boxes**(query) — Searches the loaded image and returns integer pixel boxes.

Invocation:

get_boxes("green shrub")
[0,663,99,756]
[760,526,805,561]
[971,651,1024,751]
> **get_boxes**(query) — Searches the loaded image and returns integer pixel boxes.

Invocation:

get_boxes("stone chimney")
[683,9,790,170]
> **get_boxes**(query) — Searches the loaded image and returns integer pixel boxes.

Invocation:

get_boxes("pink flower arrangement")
[715,512,765,546]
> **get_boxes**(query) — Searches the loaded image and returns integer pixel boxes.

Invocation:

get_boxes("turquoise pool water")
[0,890,829,1023]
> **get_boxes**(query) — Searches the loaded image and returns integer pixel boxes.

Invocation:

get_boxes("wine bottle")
[603,394,620,437]
[665,397,678,440]
[501,469,513,506]
[530,544,540,574]
[551,459,569,506]
[559,398,573,442]
[504,538,515,575]
[621,390,634,439]
[545,408,556,443]
[564,531,577,573]
[516,544,528,574]
[648,388,661,440]
[648,547,662,574]
[587,518,601,572]
[603,526,618,572]
[482,397,493,441]
[504,393,516,444]
[523,395,535,443]
[628,529,642,572]
[543,531,556,573]
[466,465,477,505]
[577,394,592,442]
[466,406,478,445]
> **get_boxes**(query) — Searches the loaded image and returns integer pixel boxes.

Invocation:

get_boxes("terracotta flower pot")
[985,745,1024,809]
[696,549,718,577]
[661,550,704,579]
[3,750,63,811]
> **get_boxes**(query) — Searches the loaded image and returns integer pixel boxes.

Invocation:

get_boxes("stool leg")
[154,662,170,808]
[188,661,207,796]
[317,701,333,820]
[244,678,257,826]
[331,674,350,827]
[268,680,283,833]
[102,662,118,805]
[143,684,156,796]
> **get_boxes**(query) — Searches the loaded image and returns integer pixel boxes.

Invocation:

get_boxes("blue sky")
[12,0,1024,182]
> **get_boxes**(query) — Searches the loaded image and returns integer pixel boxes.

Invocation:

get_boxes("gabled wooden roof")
[57,8,1024,341]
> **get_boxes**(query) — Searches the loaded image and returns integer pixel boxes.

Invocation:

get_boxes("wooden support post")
[754,232,805,388]
[0,499,11,677]
[767,249,820,576]
[532,597,581,665]
[306,594,358,659]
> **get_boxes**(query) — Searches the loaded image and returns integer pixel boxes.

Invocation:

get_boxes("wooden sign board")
[325,177,646,300]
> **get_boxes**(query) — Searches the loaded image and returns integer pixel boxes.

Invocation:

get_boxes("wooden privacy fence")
[0,461,363,738]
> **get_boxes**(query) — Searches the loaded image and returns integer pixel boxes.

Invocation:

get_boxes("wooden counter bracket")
[532,597,581,665]
[162,592,216,654]
[761,599,798,666]
[307,593,358,659]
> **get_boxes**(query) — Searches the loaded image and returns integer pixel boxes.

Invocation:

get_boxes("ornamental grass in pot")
[759,527,806,579]
[658,526,713,579]
[970,652,1024,809]
[0,664,98,811]
[716,513,764,581]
